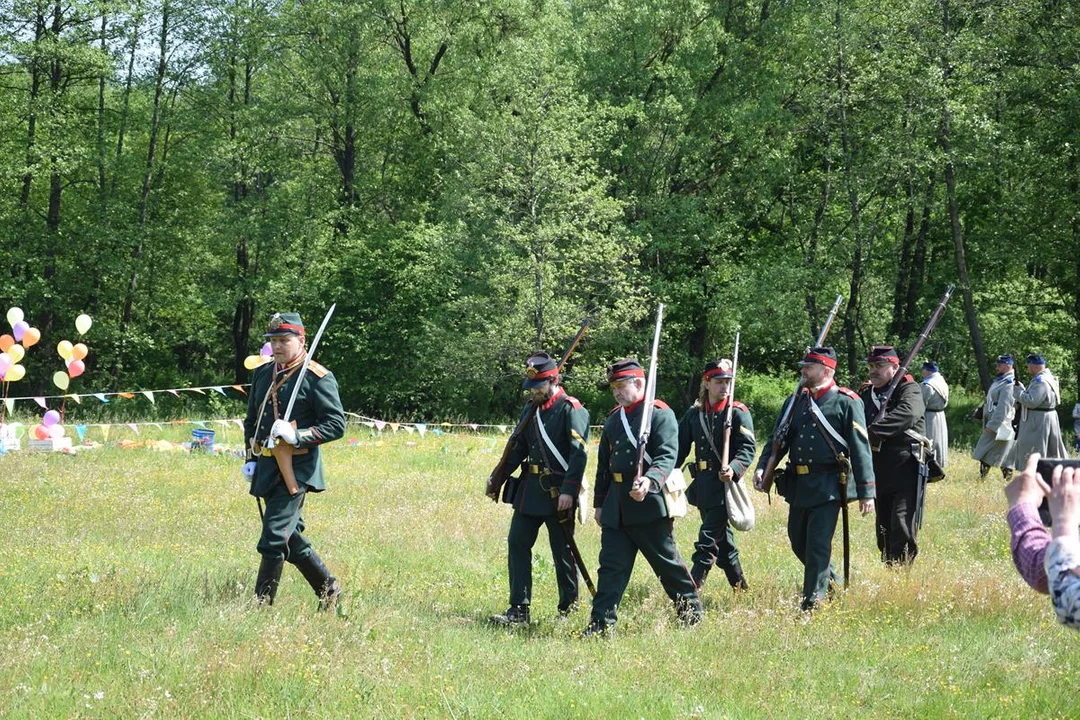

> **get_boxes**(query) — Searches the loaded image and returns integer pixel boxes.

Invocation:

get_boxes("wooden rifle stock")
[870,284,954,425]
[485,318,589,500]
[756,295,844,494]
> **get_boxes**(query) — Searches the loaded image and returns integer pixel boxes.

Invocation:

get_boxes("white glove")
[241,461,257,479]
[270,419,298,445]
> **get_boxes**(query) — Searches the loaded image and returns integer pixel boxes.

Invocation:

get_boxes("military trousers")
[787,500,841,608]
[875,481,919,566]
[257,480,314,563]
[507,511,578,610]
[691,505,741,580]
[590,519,699,627]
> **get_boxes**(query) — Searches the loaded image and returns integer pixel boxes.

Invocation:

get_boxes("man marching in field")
[583,359,701,636]
[753,347,875,611]
[920,361,949,469]
[488,352,591,626]
[243,312,346,609]
[860,346,926,566]
[676,359,755,591]
[972,355,1018,481]
[1011,353,1068,467]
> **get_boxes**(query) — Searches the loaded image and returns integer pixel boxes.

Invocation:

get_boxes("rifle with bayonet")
[754,295,844,495]
[870,284,954,425]
[485,319,589,501]
[633,304,665,496]
[719,330,740,472]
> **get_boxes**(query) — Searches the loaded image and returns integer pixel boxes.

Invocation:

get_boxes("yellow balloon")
[6,307,23,327]
[7,344,24,364]
[71,343,88,361]
[75,313,92,335]
[53,370,70,390]
[6,364,25,382]
[57,340,73,360]
[244,354,262,370]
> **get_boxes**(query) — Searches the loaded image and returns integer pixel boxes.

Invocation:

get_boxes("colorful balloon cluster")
[0,307,39,383]
[53,314,92,390]
[244,342,273,371]
[31,409,65,440]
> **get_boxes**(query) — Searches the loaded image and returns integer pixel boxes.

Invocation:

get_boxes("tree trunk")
[939,0,990,389]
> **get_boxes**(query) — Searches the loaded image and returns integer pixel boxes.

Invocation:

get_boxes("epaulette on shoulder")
[564,395,584,409]
[307,361,329,378]
[653,399,670,410]
[903,374,915,383]
[733,400,749,412]
[838,387,861,400]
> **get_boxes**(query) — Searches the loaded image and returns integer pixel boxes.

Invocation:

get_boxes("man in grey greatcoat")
[920,361,949,469]
[1011,353,1068,467]
[972,355,1018,481]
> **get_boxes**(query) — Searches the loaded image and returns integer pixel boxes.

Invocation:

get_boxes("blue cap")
[995,354,1014,366]
[1026,353,1046,365]
[921,361,939,373]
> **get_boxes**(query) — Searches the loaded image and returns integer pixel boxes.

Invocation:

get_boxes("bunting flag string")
[1,383,248,407]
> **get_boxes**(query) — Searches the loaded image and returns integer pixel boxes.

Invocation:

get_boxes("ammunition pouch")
[775,465,795,497]
[501,474,521,505]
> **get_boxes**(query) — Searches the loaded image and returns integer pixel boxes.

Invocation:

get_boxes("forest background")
[2,0,1078,426]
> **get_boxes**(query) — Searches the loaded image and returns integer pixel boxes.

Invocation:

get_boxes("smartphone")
[1035,458,1080,526]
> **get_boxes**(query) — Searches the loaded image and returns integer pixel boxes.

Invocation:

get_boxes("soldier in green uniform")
[583,359,701,636]
[676,359,756,591]
[243,312,346,609]
[752,347,875,611]
[488,352,591,626]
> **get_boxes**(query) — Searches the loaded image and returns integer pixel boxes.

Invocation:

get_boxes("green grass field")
[1,429,1078,718]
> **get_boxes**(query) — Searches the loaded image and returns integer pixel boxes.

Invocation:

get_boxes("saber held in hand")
[267,303,337,495]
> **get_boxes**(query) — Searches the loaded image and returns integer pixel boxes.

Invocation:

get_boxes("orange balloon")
[71,343,88,361]
[0,334,12,352]
[22,327,40,348]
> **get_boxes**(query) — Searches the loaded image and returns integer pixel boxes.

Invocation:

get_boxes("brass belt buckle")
[796,464,810,475]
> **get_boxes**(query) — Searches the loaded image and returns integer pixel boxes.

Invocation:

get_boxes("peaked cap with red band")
[264,312,305,338]
[866,345,900,365]
[799,346,837,369]
[522,352,559,389]
[703,359,734,381]
[606,358,645,384]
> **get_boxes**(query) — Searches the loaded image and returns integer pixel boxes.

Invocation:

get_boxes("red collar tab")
[811,380,836,400]
[707,398,729,413]
[540,386,565,411]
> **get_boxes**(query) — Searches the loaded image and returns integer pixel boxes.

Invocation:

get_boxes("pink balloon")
[12,320,28,342]
[42,410,60,427]
[48,424,65,439]
[0,353,9,375]
[67,359,86,378]
[261,342,272,357]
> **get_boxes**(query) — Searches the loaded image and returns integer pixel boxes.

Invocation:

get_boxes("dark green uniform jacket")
[859,377,926,495]
[756,382,875,507]
[676,399,756,509]
[244,357,346,498]
[594,399,679,527]
[504,388,590,516]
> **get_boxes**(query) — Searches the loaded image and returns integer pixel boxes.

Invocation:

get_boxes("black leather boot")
[255,556,284,605]
[690,563,709,590]
[292,551,342,611]
[489,605,530,627]
[724,563,749,591]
